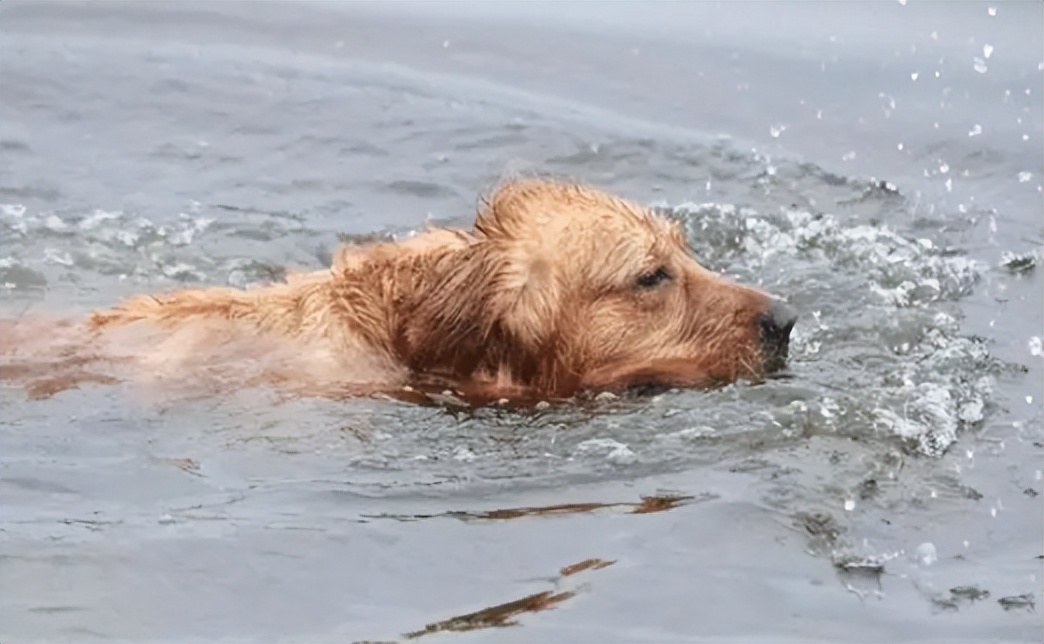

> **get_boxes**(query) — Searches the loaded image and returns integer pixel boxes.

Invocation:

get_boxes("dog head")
[398,180,795,395]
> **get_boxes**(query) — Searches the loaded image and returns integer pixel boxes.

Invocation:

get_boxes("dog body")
[2,180,795,401]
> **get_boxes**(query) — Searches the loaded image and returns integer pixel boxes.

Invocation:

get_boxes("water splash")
[671,199,992,457]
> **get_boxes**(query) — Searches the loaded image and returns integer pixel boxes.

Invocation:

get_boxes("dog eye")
[636,266,671,289]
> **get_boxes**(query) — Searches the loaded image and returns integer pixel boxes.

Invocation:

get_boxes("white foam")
[671,200,993,456]
[79,209,123,230]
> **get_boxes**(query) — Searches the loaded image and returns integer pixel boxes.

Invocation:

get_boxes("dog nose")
[759,300,797,369]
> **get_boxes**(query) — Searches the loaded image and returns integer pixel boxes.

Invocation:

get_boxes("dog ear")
[397,240,559,379]
[472,181,564,350]
[397,242,502,374]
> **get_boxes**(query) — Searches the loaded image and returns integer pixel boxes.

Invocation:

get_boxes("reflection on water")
[403,558,616,639]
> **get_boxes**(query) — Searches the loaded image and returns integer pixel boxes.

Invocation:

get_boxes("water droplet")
[769,124,786,138]
[988,6,997,15]
[453,446,476,462]
[911,71,919,80]
[897,142,904,150]
[1018,171,1033,183]
[844,499,855,511]
[939,162,950,173]
[983,44,994,59]
[945,178,953,192]
[973,57,988,74]
[916,542,937,565]
[1029,336,1042,357]
[968,124,982,137]
[842,151,856,161]
[1027,396,1034,404]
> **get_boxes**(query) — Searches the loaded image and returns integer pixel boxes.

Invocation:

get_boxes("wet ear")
[398,243,503,371]
[494,252,559,349]
[398,241,559,372]
[474,183,562,348]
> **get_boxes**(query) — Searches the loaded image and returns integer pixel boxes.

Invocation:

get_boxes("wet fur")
[1,180,779,401]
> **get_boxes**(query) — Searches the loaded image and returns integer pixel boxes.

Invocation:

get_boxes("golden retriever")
[0,180,795,402]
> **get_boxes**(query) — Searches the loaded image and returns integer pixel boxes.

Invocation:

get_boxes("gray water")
[1,1,1041,642]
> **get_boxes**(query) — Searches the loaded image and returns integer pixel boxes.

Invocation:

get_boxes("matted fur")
[1,180,790,402]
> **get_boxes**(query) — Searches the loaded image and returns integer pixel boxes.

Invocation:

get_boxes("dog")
[0,179,795,403]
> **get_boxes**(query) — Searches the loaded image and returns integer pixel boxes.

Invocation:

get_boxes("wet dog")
[1,180,795,402]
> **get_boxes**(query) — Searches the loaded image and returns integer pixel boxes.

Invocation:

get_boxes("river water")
[1,1,1041,642]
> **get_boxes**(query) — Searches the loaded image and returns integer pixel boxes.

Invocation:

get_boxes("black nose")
[759,300,797,369]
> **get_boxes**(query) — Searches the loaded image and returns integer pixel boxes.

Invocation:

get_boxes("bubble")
[916,542,938,565]
[453,446,477,462]
[575,438,637,465]
[43,248,73,266]
[79,209,123,230]
[0,203,27,218]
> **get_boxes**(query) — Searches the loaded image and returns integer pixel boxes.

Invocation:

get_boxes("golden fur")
[1,180,791,402]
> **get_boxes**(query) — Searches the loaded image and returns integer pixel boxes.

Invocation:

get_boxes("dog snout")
[758,300,796,370]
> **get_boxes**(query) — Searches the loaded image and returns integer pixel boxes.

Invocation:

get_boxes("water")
[1,2,1041,642]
